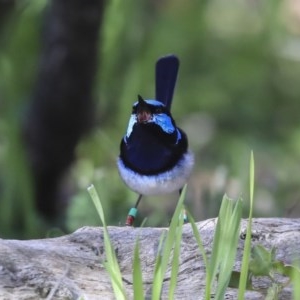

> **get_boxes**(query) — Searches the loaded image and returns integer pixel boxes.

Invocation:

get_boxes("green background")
[1,0,300,237]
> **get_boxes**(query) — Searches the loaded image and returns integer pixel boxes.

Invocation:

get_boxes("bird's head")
[135,95,166,124]
[125,95,177,139]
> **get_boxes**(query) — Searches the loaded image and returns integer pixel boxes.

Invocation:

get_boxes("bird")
[117,55,194,226]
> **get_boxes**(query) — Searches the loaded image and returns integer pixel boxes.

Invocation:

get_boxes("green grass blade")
[168,212,184,299]
[249,151,255,202]
[292,264,300,300]
[152,185,187,300]
[215,197,243,299]
[187,211,210,299]
[207,195,231,285]
[186,211,208,268]
[133,240,145,300]
[104,262,127,294]
[151,232,165,299]
[88,184,107,227]
[87,184,127,300]
[203,194,243,300]
[204,210,222,298]
[238,151,255,299]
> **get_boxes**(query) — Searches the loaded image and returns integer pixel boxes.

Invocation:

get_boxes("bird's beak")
[137,95,152,123]
[137,110,152,123]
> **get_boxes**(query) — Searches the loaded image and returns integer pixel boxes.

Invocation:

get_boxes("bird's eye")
[155,107,163,114]
[132,106,137,114]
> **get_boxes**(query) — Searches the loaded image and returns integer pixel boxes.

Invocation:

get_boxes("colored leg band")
[128,207,138,218]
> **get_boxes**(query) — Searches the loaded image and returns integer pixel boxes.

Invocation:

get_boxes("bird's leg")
[179,189,188,224]
[125,194,143,226]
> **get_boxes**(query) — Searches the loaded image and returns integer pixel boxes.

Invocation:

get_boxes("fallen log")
[0,218,299,299]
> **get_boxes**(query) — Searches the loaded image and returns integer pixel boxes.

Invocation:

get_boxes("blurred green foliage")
[1,0,300,237]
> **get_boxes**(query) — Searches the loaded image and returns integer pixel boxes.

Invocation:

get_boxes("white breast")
[117,151,194,195]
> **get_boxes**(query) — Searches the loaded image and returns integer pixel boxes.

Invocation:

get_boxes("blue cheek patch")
[125,114,137,140]
[151,113,175,134]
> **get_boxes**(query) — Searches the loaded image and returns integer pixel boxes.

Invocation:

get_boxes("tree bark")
[24,0,105,221]
[0,0,15,30]
[0,218,299,299]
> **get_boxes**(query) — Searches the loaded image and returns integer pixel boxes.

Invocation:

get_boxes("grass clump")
[88,153,300,299]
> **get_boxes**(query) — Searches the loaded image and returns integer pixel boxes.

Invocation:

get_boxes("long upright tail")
[155,55,179,111]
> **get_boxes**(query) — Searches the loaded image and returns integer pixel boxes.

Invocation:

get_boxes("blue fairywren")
[117,55,194,226]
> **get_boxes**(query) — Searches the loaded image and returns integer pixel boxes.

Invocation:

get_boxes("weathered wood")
[0,218,299,299]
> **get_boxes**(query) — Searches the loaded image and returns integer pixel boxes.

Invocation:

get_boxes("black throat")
[120,123,188,175]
